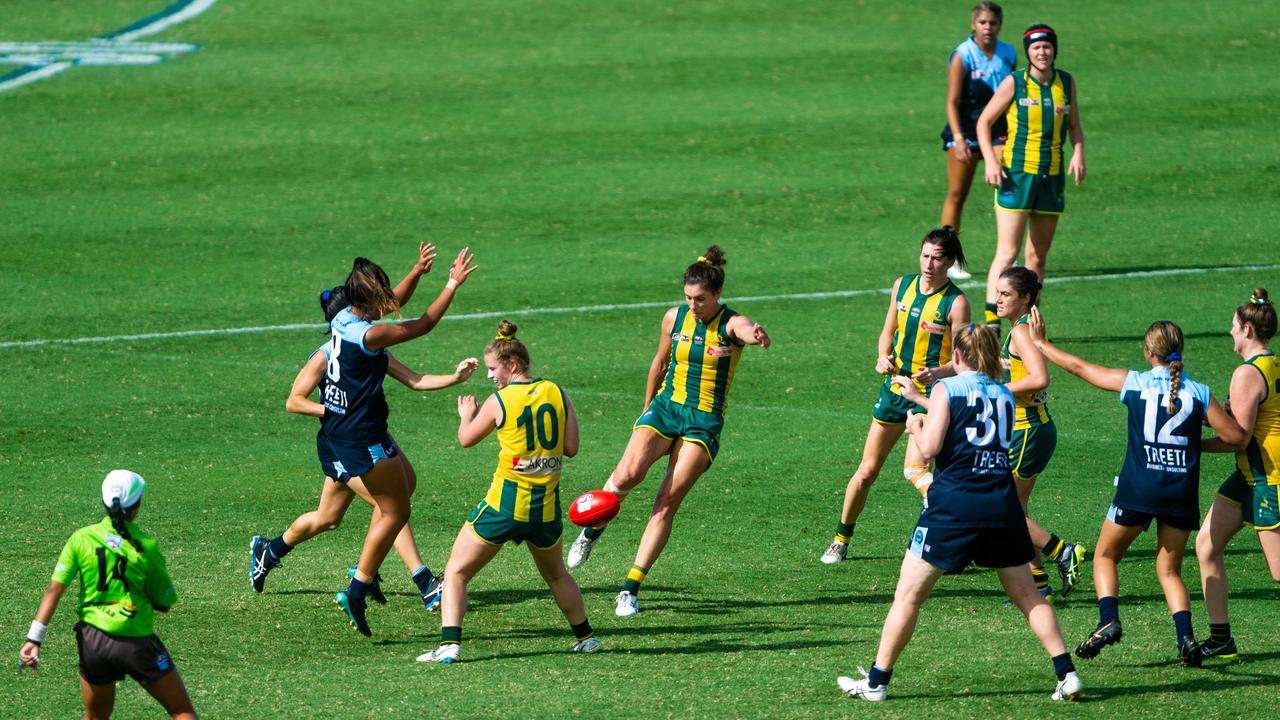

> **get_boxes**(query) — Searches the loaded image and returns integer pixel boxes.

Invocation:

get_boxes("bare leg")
[352,458,411,581]
[632,440,712,572]
[529,541,588,625]
[80,678,116,720]
[1023,212,1061,280]
[606,428,676,498]
[986,208,1030,308]
[873,552,945,670]
[350,454,427,573]
[439,525,503,629]
[282,478,356,546]
[1196,498,1244,624]
[1093,519,1143,600]
[941,150,981,229]
[141,670,198,719]
[839,421,907,524]
[998,564,1068,656]
[1154,522,1192,614]
[1260,528,1280,582]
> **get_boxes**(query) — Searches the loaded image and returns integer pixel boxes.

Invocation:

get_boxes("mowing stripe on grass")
[2,263,1276,350]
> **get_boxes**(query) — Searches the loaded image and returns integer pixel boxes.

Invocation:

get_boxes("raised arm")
[286,351,328,417]
[365,247,478,351]
[1028,307,1127,392]
[643,308,679,409]
[1066,79,1086,185]
[386,353,479,391]
[726,313,771,349]
[945,53,972,163]
[19,581,68,671]
[391,242,437,309]
[457,393,502,448]
[978,75,1015,187]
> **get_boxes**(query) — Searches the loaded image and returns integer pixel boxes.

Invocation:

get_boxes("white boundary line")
[2,263,1276,350]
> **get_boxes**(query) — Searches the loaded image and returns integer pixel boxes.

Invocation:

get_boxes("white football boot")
[820,541,848,565]
[567,530,598,569]
[1051,671,1083,701]
[570,637,601,653]
[837,668,888,701]
[416,644,461,664]
[614,591,639,617]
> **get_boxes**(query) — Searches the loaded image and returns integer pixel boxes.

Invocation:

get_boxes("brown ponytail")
[343,258,399,319]
[1143,321,1185,413]
[683,245,726,292]
[486,320,531,375]
[954,323,1003,381]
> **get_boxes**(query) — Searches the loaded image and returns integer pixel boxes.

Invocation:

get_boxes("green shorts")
[995,168,1065,214]
[1217,471,1280,531]
[872,382,926,425]
[466,501,563,550]
[1009,421,1058,481]
[634,395,725,462]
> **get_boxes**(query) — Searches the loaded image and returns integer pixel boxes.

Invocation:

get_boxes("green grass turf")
[3,0,1279,716]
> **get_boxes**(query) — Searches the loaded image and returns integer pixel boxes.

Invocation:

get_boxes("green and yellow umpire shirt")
[51,517,177,637]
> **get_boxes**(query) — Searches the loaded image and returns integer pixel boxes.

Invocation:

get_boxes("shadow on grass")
[448,637,848,664]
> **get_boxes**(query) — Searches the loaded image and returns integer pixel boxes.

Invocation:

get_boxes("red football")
[568,490,621,527]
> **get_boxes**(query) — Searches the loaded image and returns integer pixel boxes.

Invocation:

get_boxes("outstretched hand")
[412,242,437,277]
[454,358,480,382]
[751,323,771,349]
[449,247,479,287]
[457,395,478,420]
[1028,306,1047,346]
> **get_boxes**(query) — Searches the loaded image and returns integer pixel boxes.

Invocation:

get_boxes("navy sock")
[411,566,435,595]
[268,536,293,563]
[584,525,606,540]
[1098,596,1119,626]
[1051,652,1075,680]
[441,626,461,645]
[1173,610,1194,640]
[348,577,370,602]
[867,665,893,687]
[1041,534,1064,561]
[571,620,594,641]
[1210,622,1232,642]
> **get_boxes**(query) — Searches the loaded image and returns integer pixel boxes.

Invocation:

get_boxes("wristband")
[446,278,459,290]
[27,620,47,645]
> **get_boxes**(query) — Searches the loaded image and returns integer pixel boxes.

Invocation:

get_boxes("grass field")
[3,0,1279,717]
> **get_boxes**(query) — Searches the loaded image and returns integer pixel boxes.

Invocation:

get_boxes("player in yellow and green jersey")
[417,320,599,664]
[976,24,1086,331]
[820,227,971,565]
[995,267,1087,601]
[18,471,196,720]
[1197,289,1280,660]
[563,246,772,618]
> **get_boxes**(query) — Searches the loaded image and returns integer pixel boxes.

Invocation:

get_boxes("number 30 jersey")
[922,371,1024,528]
[1117,367,1211,517]
[487,379,568,522]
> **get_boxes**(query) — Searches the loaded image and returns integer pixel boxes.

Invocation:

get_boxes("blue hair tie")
[1165,352,1182,363]
[322,289,332,301]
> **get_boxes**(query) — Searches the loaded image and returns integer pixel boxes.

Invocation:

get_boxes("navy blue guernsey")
[319,307,390,445]
[920,371,1024,528]
[1115,367,1211,517]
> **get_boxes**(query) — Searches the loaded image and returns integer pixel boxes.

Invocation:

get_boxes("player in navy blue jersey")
[1029,311,1245,667]
[250,246,478,637]
[836,325,1082,703]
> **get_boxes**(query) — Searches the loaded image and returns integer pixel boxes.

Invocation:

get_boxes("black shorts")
[1106,503,1199,532]
[315,431,398,482]
[907,524,1034,574]
[75,622,175,686]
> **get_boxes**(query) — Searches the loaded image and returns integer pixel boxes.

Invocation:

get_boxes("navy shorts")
[908,524,1034,573]
[1106,503,1198,532]
[75,622,175,686]
[316,431,398,482]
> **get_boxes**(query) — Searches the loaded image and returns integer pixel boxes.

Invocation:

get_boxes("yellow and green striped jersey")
[890,274,964,396]
[1001,314,1051,429]
[656,305,744,415]
[1001,68,1074,176]
[486,379,568,523]
[1236,352,1280,487]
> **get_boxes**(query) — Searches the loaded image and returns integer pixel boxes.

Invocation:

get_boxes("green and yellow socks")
[620,564,648,595]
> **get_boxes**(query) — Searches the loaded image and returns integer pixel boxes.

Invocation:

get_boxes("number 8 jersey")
[923,370,1024,528]
[487,379,568,522]
[1117,367,1212,517]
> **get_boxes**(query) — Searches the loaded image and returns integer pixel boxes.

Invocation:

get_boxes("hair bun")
[698,245,726,268]
[495,319,518,340]
[1252,288,1271,304]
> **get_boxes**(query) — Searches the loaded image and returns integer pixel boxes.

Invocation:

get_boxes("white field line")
[3,263,1277,350]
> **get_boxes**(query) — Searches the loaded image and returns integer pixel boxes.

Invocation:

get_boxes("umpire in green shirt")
[19,470,197,720]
